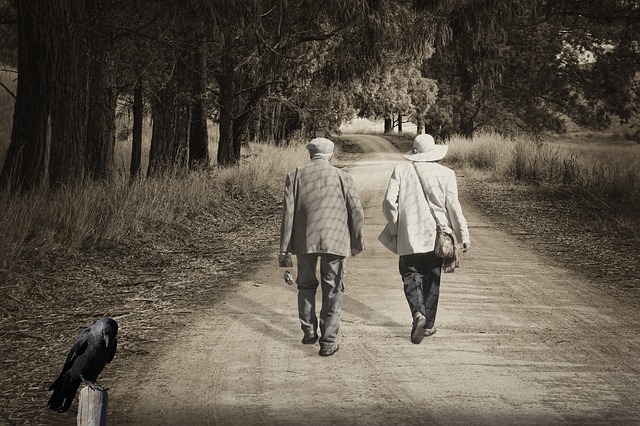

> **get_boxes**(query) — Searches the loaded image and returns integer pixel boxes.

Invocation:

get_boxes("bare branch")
[0,79,16,100]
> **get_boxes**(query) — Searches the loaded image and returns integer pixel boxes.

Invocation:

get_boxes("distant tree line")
[0,0,637,191]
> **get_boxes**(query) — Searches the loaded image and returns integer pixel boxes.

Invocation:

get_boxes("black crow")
[48,317,118,413]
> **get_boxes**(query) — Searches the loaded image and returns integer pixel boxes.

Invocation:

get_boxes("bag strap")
[412,162,442,227]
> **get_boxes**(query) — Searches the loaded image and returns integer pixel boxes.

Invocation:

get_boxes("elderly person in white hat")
[380,134,471,344]
[280,137,365,356]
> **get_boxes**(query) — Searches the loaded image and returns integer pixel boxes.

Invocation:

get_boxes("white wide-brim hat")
[403,134,448,162]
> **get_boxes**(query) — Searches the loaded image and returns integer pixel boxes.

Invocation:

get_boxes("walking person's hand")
[278,252,293,267]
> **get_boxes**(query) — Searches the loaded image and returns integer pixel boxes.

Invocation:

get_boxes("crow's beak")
[104,334,111,348]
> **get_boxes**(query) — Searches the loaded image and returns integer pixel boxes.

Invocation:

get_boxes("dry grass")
[0,91,311,271]
[0,139,309,271]
[0,101,310,270]
[446,131,640,218]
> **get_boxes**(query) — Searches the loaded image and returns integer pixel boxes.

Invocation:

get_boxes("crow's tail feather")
[47,373,80,413]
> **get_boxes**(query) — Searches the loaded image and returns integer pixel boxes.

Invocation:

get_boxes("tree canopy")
[1,0,638,191]
[418,0,640,139]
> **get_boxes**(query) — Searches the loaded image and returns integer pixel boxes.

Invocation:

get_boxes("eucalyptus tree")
[328,0,440,134]
[201,0,350,166]
[487,0,640,137]
[0,0,93,190]
[107,1,212,178]
[246,0,438,143]
[85,0,121,181]
[416,0,527,138]
[1,0,49,190]
[353,64,438,133]
[252,79,356,143]
[204,0,322,164]
[408,72,438,134]
[1,0,159,189]
[558,0,640,139]
[0,0,212,188]
[295,81,357,138]
[355,66,416,132]
[199,0,440,166]
[416,0,640,139]
[143,0,216,176]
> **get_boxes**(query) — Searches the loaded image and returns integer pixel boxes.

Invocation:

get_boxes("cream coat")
[382,161,470,256]
[280,158,365,257]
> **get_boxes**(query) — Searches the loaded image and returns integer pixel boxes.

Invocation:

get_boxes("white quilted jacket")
[381,161,470,256]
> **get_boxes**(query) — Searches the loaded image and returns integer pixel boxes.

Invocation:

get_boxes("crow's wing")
[107,336,117,364]
[49,328,90,391]
[62,328,90,371]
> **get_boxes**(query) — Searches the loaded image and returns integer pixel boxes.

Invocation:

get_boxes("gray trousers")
[296,253,345,348]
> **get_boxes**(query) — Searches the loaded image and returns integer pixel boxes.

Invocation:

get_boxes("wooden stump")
[77,386,108,426]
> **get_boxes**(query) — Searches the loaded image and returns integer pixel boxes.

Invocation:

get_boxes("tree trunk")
[216,40,271,166]
[397,113,403,133]
[130,78,143,180]
[85,0,116,181]
[86,45,116,181]
[460,115,474,138]
[459,71,475,138]
[216,49,237,167]
[148,51,191,177]
[272,102,283,144]
[189,43,209,169]
[416,117,423,134]
[252,113,261,142]
[1,0,49,191]
[384,117,392,133]
[148,88,190,177]
[47,0,91,187]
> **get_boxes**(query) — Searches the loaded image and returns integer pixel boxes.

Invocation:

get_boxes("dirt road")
[113,135,640,425]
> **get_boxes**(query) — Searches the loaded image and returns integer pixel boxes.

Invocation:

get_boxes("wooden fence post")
[77,386,108,426]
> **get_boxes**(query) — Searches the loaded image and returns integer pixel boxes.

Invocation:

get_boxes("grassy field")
[443,131,639,218]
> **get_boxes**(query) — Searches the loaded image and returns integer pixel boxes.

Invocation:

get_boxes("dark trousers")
[399,252,442,329]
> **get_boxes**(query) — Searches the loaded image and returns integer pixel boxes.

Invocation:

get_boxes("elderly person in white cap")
[380,134,471,344]
[280,137,365,356]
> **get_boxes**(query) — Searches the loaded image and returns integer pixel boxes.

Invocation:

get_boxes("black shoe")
[319,344,339,356]
[411,312,427,344]
[302,331,318,344]
[424,327,437,337]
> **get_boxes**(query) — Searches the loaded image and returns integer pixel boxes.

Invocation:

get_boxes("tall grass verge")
[446,132,640,218]
[0,141,309,270]
[445,131,513,175]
